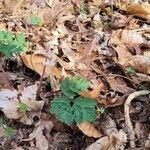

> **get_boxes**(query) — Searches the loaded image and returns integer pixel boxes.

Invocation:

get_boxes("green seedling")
[28,15,42,25]
[18,102,29,113]
[50,76,97,125]
[125,66,135,74]
[0,31,28,58]
[76,3,89,15]
[4,126,14,138]
[0,117,14,138]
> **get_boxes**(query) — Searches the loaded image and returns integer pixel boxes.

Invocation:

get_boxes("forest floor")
[0,0,150,150]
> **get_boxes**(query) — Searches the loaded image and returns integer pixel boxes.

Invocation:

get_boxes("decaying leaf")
[4,0,26,13]
[109,29,132,65]
[121,29,150,48]
[105,76,135,94]
[128,55,150,74]
[0,84,44,125]
[77,122,102,138]
[22,120,53,150]
[86,130,127,150]
[115,1,150,20]
[80,83,104,99]
[21,54,61,78]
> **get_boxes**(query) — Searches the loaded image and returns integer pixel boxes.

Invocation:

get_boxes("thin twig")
[36,59,47,99]
[124,90,150,148]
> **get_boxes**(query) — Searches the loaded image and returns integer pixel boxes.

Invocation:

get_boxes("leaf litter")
[0,0,150,149]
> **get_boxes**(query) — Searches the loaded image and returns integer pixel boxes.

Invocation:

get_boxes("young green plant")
[0,117,14,138]
[50,76,97,125]
[0,31,28,58]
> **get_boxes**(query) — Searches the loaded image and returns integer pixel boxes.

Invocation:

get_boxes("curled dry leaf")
[86,130,127,150]
[80,83,104,99]
[128,55,150,74]
[4,0,26,13]
[105,76,135,94]
[21,54,61,78]
[77,122,102,138]
[22,120,53,150]
[108,30,132,65]
[121,29,150,48]
[0,84,44,125]
[115,1,150,20]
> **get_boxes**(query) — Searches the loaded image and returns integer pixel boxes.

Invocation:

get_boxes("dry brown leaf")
[109,30,132,65]
[116,1,150,20]
[80,83,104,99]
[92,0,103,5]
[77,122,102,138]
[86,130,127,150]
[121,29,150,48]
[0,64,13,90]
[105,76,135,94]
[4,0,26,13]
[0,128,5,138]
[0,84,44,125]
[21,54,61,78]
[22,120,53,150]
[128,55,150,74]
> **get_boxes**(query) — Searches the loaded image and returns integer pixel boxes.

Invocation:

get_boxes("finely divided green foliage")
[0,31,28,58]
[70,76,90,93]
[125,66,135,74]
[51,96,74,125]
[60,78,76,97]
[28,15,42,25]
[73,97,96,124]
[0,117,13,138]
[18,102,29,113]
[50,76,96,125]
[61,76,90,96]
[4,127,14,138]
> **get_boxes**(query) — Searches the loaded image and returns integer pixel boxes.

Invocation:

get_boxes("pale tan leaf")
[109,30,132,65]
[80,83,104,99]
[92,0,103,5]
[0,84,44,125]
[128,55,150,74]
[86,130,127,150]
[116,1,150,20]
[22,120,53,150]
[77,122,102,138]
[121,29,150,48]
[21,54,59,78]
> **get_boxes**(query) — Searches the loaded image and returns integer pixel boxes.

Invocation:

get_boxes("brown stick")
[124,90,150,148]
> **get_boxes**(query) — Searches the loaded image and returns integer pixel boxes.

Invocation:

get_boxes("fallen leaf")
[0,128,5,138]
[109,29,132,65]
[0,84,44,125]
[105,76,135,94]
[4,0,26,13]
[77,122,102,138]
[86,130,127,150]
[128,55,150,74]
[121,29,150,49]
[21,54,60,78]
[115,1,150,20]
[80,83,104,99]
[22,120,53,150]
[92,0,103,5]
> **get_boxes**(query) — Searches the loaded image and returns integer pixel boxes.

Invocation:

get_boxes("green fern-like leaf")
[0,31,28,58]
[72,97,96,124]
[18,102,29,113]
[69,76,90,93]
[50,96,74,125]
[60,78,76,97]
[4,126,14,138]
[28,15,42,25]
